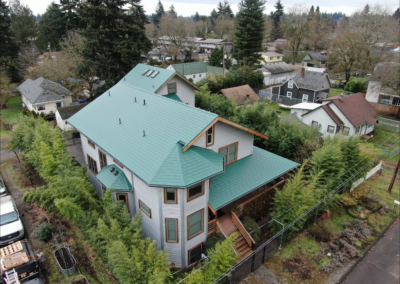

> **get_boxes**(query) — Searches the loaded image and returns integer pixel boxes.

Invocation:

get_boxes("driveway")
[342,217,400,284]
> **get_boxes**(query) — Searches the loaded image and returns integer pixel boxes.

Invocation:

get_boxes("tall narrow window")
[139,200,151,218]
[116,193,129,212]
[187,182,204,201]
[188,243,203,265]
[165,218,178,243]
[219,142,238,166]
[187,209,204,239]
[87,155,98,174]
[99,150,107,169]
[206,125,214,146]
[288,80,293,89]
[168,83,177,94]
[164,188,177,204]
[302,94,308,102]
[355,126,361,134]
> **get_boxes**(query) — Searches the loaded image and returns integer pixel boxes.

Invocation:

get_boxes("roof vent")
[141,68,149,75]
[151,71,159,78]
[143,99,146,105]
[143,130,145,137]
[113,170,119,176]
[135,97,136,102]
[119,118,121,124]
[109,91,110,96]
[110,167,115,172]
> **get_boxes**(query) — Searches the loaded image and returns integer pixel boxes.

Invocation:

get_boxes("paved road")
[342,218,400,284]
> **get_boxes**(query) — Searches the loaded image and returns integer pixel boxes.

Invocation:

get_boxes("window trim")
[167,82,177,94]
[187,181,205,202]
[287,92,292,98]
[87,154,98,174]
[327,125,335,134]
[302,94,309,102]
[113,159,123,169]
[98,150,107,169]
[88,139,96,149]
[311,121,319,128]
[164,188,178,204]
[206,125,215,147]
[37,104,46,111]
[139,200,151,218]
[165,218,179,243]
[355,126,361,134]
[188,243,203,265]
[288,80,293,89]
[218,142,238,166]
[343,126,350,136]
[116,193,129,213]
[187,209,204,240]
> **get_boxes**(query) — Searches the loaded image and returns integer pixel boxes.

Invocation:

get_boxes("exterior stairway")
[217,213,253,262]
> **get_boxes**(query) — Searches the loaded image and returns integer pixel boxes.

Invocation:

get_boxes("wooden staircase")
[217,214,253,262]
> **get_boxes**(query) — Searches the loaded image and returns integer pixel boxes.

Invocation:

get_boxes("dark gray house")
[302,52,327,67]
[272,69,330,104]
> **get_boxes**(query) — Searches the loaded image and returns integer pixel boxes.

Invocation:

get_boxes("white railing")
[350,162,382,191]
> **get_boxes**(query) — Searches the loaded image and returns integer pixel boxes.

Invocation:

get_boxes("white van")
[0,195,25,247]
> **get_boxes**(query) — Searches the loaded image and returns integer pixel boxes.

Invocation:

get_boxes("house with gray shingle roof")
[166,62,227,83]
[18,77,73,115]
[55,103,87,132]
[302,52,327,68]
[67,64,298,267]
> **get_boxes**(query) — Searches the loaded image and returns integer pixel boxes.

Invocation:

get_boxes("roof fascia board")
[182,117,269,153]
[174,73,204,92]
[32,99,65,105]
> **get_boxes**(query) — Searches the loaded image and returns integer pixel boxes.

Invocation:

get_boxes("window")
[277,56,280,59]
[164,188,177,204]
[288,80,293,89]
[168,83,177,94]
[287,92,292,98]
[193,75,196,78]
[165,218,178,243]
[199,74,202,78]
[343,127,350,136]
[187,182,204,201]
[327,125,335,134]
[88,139,95,149]
[206,125,214,146]
[188,243,203,265]
[56,102,62,108]
[219,142,238,166]
[269,57,273,60]
[37,105,45,111]
[312,121,319,128]
[113,159,123,169]
[139,200,151,218]
[98,150,107,169]
[393,97,400,106]
[87,154,98,174]
[355,126,361,134]
[116,193,129,212]
[302,94,309,102]
[187,209,204,239]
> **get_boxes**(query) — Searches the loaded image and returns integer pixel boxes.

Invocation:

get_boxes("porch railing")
[208,219,217,236]
[231,211,255,248]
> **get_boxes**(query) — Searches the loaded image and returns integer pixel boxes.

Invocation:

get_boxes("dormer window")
[219,142,238,166]
[168,83,177,94]
[288,80,293,89]
[206,125,214,146]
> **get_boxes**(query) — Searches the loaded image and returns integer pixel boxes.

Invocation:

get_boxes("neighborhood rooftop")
[293,70,328,90]
[261,62,295,74]
[169,62,225,76]
[219,84,259,106]
[57,104,87,120]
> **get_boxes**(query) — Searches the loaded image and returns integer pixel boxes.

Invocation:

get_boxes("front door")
[302,94,309,102]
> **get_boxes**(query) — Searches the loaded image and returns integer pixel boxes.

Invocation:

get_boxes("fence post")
[262,245,266,263]
[272,219,285,248]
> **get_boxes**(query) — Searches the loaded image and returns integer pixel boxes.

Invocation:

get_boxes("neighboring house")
[55,104,87,132]
[259,52,284,63]
[167,62,226,84]
[68,70,298,268]
[18,77,73,115]
[272,69,330,104]
[302,52,327,67]
[123,64,203,106]
[219,85,259,106]
[301,93,380,138]
[259,62,295,87]
[289,102,321,119]
[264,38,290,51]
[198,38,233,54]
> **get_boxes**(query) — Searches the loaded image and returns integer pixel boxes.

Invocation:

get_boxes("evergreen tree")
[234,0,266,67]
[393,8,400,21]
[151,0,164,28]
[9,0,37,46]
[0,0,18,78]
[209,8,218,26]
[79,0,151,93]
[271,0,284,41]
[208,46,223,67]
[167,4,177,18]
[308,5,315,20]
[60,0,82,31]
[194,11,200,21]
[217,1,234,19]
[36,3,66,51]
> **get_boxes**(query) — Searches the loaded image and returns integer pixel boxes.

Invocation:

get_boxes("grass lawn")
[262,101,290,116]
[359,128,400,163]
[0,97,22,139]
[328,88,353,97]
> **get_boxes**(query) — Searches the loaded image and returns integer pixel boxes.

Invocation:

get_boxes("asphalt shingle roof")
[261,62,295,74]
[209,146,299,210]
[306,52,327,61]
[96,165,132,191]
[293,70,328,90]
[57,104,87,120]
[219,84,259,106]
[68,82,223,187]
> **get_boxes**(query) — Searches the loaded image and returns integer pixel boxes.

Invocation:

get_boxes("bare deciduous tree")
[214,15,234,41]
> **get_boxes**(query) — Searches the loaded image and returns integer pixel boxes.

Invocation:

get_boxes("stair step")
[236,242,250,253]
[238,249,252,262]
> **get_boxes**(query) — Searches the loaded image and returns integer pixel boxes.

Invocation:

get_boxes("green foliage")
[37,222,53,242]
[271,0,284,41]
[36,3,66,51]
[195,90,236,118]
[241,216,260,243]
[9,0,37,47]
[205,233,226,254]
[344,77,368,93]
[308,221,335,242]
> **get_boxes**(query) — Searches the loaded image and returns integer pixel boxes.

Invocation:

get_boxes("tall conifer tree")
[271,0,283,40]
[234,0,265,67]
[151,0,164,28]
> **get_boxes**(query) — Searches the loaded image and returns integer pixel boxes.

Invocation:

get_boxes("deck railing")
[208,219,217,236]
[231,211,255,248]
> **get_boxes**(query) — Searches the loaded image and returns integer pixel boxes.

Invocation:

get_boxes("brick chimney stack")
[301,68,305,78]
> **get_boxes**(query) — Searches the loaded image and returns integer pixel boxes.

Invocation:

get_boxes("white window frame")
[37,105,46,111]
[287,92,292,98]
[288,80,293,89]
[302,94,308,102]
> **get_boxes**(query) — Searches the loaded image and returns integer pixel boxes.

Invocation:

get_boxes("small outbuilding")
[55,104,87,132]
[219,84,259,106]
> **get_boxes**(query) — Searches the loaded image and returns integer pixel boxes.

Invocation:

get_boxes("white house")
[55,104,87,132]
[67,64,298,268]
[301,93,380,138]
[167,62,226,84]
[198,38,233,54]
[18,77,73,115]
[289,102,321,119]
[302,52,327,68]
[259,62,295,87]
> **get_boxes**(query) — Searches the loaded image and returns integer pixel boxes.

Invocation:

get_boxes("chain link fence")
[376,117,400,132]
[259,90,303,106]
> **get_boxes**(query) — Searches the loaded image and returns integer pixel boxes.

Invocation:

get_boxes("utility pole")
[182,59,184,76]
[222,46,225,76]
[388,156,400,193]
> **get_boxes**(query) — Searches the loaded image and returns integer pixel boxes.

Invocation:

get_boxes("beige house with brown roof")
[219,85,259,106]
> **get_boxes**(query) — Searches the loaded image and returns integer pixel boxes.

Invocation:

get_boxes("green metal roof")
[169,62,225,76]
[209,146,299,210]
[163,93,182,103]
[68,82,220,187]
[96,165,132,191]
[123,64,175,93]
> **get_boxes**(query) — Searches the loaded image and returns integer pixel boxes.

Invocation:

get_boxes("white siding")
[328,104,355,135]
[184,73,206,84]
[156,76,195,106]
[366,81,381,103]
[290,108,311,120]
[301,107,338,138]
[56,111,75,132]
[193,121,254,160]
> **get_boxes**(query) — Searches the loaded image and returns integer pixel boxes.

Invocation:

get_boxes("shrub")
[308,221,335,242]
[241,216,260,243]
[37,222,53,242]
[205,233,225,254]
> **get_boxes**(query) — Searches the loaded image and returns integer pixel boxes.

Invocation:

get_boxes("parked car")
[0,176,6,196]
[0,195,25,247]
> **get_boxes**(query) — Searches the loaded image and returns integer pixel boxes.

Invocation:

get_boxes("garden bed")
[55,247,75,270]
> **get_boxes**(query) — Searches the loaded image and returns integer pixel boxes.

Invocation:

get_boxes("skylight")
[146,70,154,77]
[151,71,159,78]
[141,68,149,75]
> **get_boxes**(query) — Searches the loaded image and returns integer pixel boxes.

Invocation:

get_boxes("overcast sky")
[15,0,399,17]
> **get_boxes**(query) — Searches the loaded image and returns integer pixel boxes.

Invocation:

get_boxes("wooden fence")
[207,219,216,236]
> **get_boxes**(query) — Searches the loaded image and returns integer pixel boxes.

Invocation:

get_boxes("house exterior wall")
[193,121,254,160]
[156,76,195,106]
[301,107,338,138]
[261,55,283,63]
[264,72,293,87]
[290,108,311,119]
[25,95,73,115]
[365,81,381,103]
[184,72,206,84]
[328,104,355,135]
[55,111,75,132]
[280,80,316,102]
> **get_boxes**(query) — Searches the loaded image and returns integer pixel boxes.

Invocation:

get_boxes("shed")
[219,85,259,106]
[55,104,87,132]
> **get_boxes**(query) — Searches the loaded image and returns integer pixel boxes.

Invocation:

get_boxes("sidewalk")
[342,217,400,284]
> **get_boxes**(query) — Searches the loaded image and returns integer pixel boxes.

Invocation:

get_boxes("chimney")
[301,68,305,78]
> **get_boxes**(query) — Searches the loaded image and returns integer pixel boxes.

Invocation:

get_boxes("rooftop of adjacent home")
[168,62,225,76]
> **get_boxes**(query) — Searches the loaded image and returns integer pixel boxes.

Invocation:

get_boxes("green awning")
[209,146,299,211]
[96,165,132,191]
[163,93,183,103]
